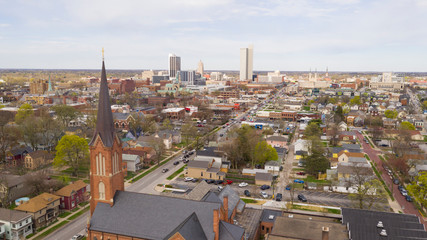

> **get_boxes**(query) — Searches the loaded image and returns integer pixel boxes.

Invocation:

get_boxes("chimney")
[322,226,329,240]
[223,195,229,222]
[213,209,220,240]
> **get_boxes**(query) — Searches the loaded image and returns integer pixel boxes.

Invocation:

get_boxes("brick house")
[24,150,53,170]
[5,146,32,167]
[266,135,288,148]
[14,193,61,230]
[55,180,88,210]
[112,112,134,130]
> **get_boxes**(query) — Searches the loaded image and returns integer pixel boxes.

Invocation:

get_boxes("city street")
[356,132,426,227]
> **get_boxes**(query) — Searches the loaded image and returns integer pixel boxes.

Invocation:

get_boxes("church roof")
[90,191,222,240]
[89,61,115,147]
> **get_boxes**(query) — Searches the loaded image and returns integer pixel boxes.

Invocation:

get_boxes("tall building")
[197,60,204,75]
[168,53,181,78]
[239,44,253,81]
[89,57,124,216]
[178,70,196,85]
[29,79,48,94]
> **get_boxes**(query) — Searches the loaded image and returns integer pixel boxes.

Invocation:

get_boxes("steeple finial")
[102,48,104,61]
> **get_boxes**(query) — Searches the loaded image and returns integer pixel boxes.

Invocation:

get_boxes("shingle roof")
[187,160,210,169]
[15,193,60,213]
[112,112,131,120]
[186,181,212,201]
[90,191,222,240]
[219,220,245,240]
[266,136,287,142]
[0,208,31,222]
[342,208,427,240]
[55,180,87,197]
[89,60,116,147]
[164,212,207,240]
[260,209,282,223]
[27,150,51,159]
[217,186,246,218]
[255,172,272,181]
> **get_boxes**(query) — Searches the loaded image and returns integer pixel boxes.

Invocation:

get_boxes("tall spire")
[89,50,115,147]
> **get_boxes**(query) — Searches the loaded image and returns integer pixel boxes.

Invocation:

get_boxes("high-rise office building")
[168,53,181,78]
[240,44,253,81]
[197,60,204,75]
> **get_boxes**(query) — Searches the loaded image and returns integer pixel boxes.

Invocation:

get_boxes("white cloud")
[0,23,10,27]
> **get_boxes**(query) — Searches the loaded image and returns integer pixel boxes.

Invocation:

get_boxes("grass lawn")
[305,175,331,184]
[58,212,72,218]
[291,204,341,214]
[291,168,305,171]
[125,171,138,180]
[167,165,186,180]
[68,206,90,220]
[241,198,258,204]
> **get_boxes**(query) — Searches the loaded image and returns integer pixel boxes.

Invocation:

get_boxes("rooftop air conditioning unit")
[380,229,387,237]
[377,221,384,228]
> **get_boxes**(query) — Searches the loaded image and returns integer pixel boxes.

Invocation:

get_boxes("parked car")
[71,234,84,240]
[183,159,189,163]
[184,177,194,182]
[191,178,198,183]
[405,195,413,202]
[294,179,304,184]
[224,179,233,185]
[296,172,306,175]
[162,168,169,173]
[220,133,224,137]
[276,193,283,201]
[218,186,223,190]
[298,194,307,202]
[398,185,404,191]
[214,180,224,185]
[260,185,270,190]
[239,182,248,187]
[173,161,180,165]
[261,191,268,198]
[279,166,284,171]
[206,179,215,184]
[244,190,251,197]
[400,189,408,196]
[393,178,400,185]
[285,185,291,191]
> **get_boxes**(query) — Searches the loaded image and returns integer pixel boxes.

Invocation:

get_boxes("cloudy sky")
[0,0,426,71]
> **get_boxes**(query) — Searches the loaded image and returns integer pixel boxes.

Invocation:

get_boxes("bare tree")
[0,176,11,207]
[346,163,387,209]
[149,138,166,165]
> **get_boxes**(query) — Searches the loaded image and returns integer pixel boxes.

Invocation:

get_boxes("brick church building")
[87,57,245,240]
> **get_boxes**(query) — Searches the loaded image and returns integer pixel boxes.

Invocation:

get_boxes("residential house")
[255,172,272,186]
[0,175,33,207]
[196,147,230,172]
[14,193,60,229]
[24,150,53,170]
[55,180,88,211]
[5,147,32,167]
[338,121,348,131]
[266,135,288,148]
[186,160,226,180]
[0,208,33,240]
[334,162,373,193]
[162,107,185,120]
[112,112,134,130]
[338,151,366,163]
[158,130,181,144]
[122,154,142,172]
[258,209,282,236]
[339,131,356,142]
[264,161,280,173]
[154,132,173,149]
[123,146,155,166]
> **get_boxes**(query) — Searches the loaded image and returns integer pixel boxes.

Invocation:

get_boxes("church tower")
[89,52,124,216]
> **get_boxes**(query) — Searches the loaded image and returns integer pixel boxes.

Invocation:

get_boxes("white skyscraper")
[240,44,253,81]
[197,60,204,75]
[168,53,181,78]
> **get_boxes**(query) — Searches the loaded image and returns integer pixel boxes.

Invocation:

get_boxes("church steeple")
[89,50,124,216]
[89,52,115,147]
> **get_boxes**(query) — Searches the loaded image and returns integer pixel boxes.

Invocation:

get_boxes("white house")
[264,161,280,174]
[0,209,33,240]
[122,154,142,172]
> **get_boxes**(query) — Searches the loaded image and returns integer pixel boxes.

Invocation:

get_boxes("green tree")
[327,97,337,104]
[51,104,79,127]
[253,141,278,167]
[54,135,89,177]
[303,137,329,175]
[407,172,427,209]
[400,121,415,130]
[304,122,322,138]
[349,96,361,106]
[384,110,398,119]
[15,103,33,124]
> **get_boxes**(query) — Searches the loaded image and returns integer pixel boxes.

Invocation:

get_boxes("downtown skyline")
[0,0,426,72]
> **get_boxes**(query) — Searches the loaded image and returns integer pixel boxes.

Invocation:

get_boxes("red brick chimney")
[223,195,229,222]
[322,226,329,240]
[213,209,220,240]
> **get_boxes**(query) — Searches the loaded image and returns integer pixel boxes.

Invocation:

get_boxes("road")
[355,131,427,227]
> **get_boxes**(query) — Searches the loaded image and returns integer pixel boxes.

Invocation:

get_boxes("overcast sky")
[0,0,426,72]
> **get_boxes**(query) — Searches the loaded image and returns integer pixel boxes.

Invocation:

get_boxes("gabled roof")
[89,60,116,147]
[27,150,52,159]
[0,208,31,222]
[219,220,245,240]
[164,212,207,240]
[186,181,212,201]
[112,112,131,121]
[266,136,287,142]
[187,160,210,169]
[55,180,87,197]
[90,191,222,240]
[217,186,246,218]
